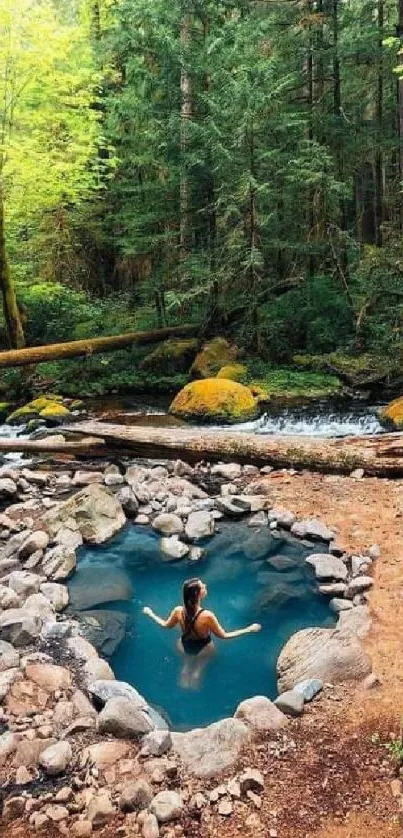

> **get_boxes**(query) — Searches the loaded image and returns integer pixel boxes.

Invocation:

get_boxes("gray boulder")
[0,639,19,672]
[119,779,153,813]
[172,718,250,778]
[0,608,43,647]
[185,511,215,541]
[19,530,49,559]
[77,610,127,656]
[42,544,76,581]
[211,463,242,480]
[306,554,347,581]
[0,585,21,610]
[337,604,372,638]
[150,791,184,824]
[39,740,72,776]
[234,695,288,731]
[8,570,42,598]
[141,730,172,757]
[40,582,69,612]
[88,679,166,730]
[277,626,372,692]
[43,484,126,544]
[274,689,304,717]
[0,667,20,701]
[115,486,139,517]
[152,514,183,536]
[346,575,374,597]
[98,696,154,737]
[318,582,347,596]
[215,497,251,518]
[160,536,190,561]
[267,508,296,529]
[291,518,334,541]
[329,597,353,613]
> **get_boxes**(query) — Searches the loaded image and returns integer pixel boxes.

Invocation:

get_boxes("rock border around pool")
[0,457,379,832]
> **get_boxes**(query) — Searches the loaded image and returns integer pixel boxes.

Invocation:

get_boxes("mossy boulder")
[140,339,199,375]
[191,338,238,379]
[7,396,72,426]
[169,378,258,424]
[216,364,247,382]
[379,396,403,430]
[0,402,11,421]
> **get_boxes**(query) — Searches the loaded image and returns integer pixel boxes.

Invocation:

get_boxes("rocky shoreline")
[0,455,380,835]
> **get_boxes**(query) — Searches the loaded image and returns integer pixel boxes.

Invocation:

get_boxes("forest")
[1,0,403,399]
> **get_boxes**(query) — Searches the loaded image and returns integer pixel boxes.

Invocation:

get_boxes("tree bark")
[61,421,403,477]
[179,3,192,268]
[375,0,384,245]
[0,183,25,349]
[0,438,107,455]
[0,324,198,369]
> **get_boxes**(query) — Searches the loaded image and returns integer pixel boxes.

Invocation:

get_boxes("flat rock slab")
[306,554,348,581]
[291,518,334,542]
[172,718,250,778]
[277,626,372,692]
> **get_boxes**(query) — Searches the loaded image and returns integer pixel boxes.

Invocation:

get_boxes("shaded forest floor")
[5,470,403,838]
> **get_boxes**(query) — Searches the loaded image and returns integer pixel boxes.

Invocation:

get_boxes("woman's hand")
[250,623,262,633]
[143,606,153,617]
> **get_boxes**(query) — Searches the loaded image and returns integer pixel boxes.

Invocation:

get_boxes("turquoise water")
[74,523,335,730]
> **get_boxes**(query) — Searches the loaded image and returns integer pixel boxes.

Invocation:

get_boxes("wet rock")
[160,536,190,561]
[150,791,183,823]
[291,518,334,542]
[172,718,250,778]
[39,740,72,776]
[40,582,69,612]
[274,689,304,717]
[19,531,49,559]
[293,678,323,702]
[0,608,43,646]
[42,544,76,581]
[43,484,126,545]
[119,779,154,812]
[345,575,374,597]
[277,626,372,692]
[152,513,183,536]
[141,730,172,757]
[306,554,348,582]
[77,610,127,657]
[25,663,71,692]
[189,546,205,562]
[0,585,21,610]
[99,696,154,737]
[8,570,41,597]
[184,511,215,541]
[234,695,288,731]
[68,565,132,611]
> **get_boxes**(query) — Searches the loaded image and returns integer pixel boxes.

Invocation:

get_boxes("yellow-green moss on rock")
[379,396,403,430]
[7,396,72,426]
[140,339,199,375]
[191,338,238,379]
[39,404,71,420]
[169,378,258,424]
[216,364,247,382]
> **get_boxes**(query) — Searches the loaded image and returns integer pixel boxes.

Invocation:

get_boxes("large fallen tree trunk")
[58,421,403,476]
[0,437,108,455]
[0,324,198,369]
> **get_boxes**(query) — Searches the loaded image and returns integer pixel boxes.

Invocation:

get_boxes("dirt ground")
[4,470,403,838]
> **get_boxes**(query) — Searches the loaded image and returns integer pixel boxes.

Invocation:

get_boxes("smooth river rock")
[88,679,167,730]
[274,689,304,717]
[172,718,250,778]
[184,511,215,541]
[160,536,190,561]
[277,626,372,692]
[291,518,334,542]
[152,514,183,536]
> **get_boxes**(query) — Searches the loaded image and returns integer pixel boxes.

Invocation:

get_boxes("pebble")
[217,798,233,816]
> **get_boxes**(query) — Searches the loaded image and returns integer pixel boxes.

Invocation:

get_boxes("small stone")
[227,778,241,799]
[291,518,334,542]
[71,822,93,837]
[55,787,73,803]
[362,672,382,690]
[239,768,265,794]
[119,779,154,812]
[346,575,374,597]
[211,463,242,480]
[293,678,323,702]
[142,813,159,838]
[152,514,183,536]
[150,791,184,823]
[3,796,26,823]
[217,798,233,817]
[391,779,402,798]
[160,536,189,561]
[248,511,267,527]
[141,730,172,757]
[350,468,364,480]
[15,765,32,784]
[39,740,72,776]
[189,792,207,810]
[246,790,262,809]
[87,792,114,828]
[329,597,353,613]
[367,544,380,560]
[267,508,295,529]
[306,554,348,582]
[274,689,305,717]
[45,805,69,823]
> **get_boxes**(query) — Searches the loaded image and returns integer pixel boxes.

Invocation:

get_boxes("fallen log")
[0,437,108,455]
[60,421,403,476]
[0,324,198,369]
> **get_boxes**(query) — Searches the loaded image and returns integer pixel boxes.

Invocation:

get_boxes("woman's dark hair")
[183,578,202,629]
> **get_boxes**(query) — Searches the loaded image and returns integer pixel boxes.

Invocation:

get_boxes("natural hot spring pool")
[70,523,336,730]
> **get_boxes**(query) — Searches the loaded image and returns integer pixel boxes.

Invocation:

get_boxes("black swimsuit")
[181,608,212,656]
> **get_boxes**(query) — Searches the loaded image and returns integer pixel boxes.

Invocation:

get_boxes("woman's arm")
[143,606,181,629]
[206,611,261,640]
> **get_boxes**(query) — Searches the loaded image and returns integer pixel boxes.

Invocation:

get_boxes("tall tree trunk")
[179,4,192,269]
[0,183,25,349]
[397,0,403,225]
[375,0,384,245]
